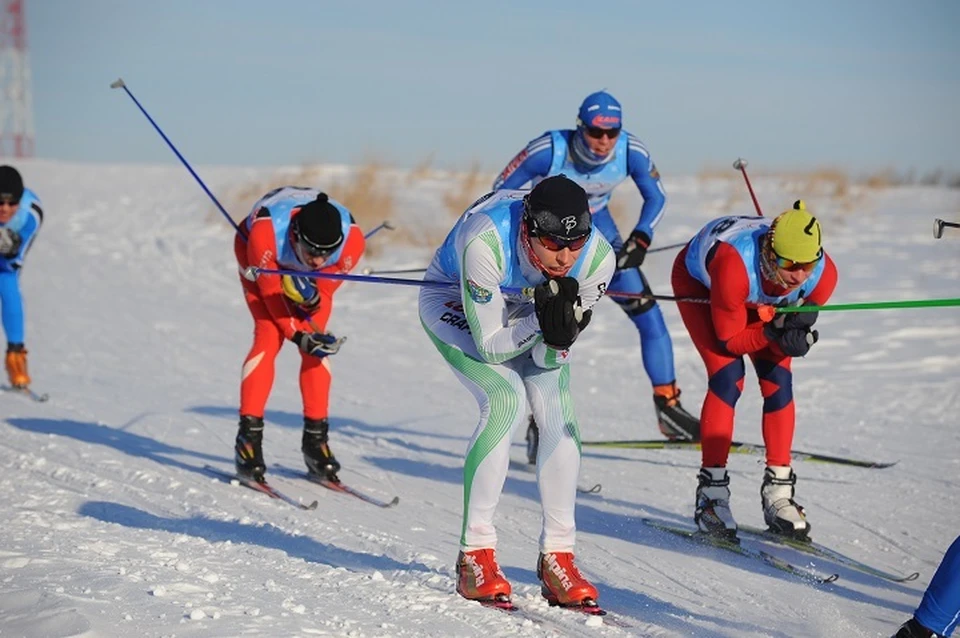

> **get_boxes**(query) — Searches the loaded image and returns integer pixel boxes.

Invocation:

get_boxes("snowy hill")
[1,159,959,637]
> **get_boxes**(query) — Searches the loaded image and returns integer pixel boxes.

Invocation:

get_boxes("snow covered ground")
[1,159,958,637]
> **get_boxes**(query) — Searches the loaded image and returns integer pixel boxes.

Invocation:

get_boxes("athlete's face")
[530,236,584,277]
[582,126,620,157]
[776,265,813,289]
[0,199,18,224]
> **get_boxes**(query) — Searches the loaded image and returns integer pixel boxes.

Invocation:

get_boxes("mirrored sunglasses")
[537,233,589,252]
[585,127,621,140]
[774,252,821,273]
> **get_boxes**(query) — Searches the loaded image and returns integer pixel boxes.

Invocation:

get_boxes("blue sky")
[29,0,960,175]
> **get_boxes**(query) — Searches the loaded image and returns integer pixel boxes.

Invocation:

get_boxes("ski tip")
[304,500,319,510]
[387,496,400,507]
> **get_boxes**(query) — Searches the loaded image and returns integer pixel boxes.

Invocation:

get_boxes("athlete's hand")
[293,331,345,358]
[281,274,320,310]
[0,227,21,258]
[616,229,651,270]
[534,278,582,349]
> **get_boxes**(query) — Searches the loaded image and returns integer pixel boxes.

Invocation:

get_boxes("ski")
[644,518,839,584]
[474,596,634,629]
[582,439,897,469]
[202,465,319,510]
[302,472,400,508]
[2,385,49,402]
[737,524,920,582]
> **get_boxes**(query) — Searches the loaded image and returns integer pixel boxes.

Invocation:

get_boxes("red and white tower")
[0,0,33,158]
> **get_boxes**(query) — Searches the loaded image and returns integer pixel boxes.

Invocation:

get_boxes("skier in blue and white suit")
[0,165,43,389]
[419,176,614,608]
[494,90,699,444]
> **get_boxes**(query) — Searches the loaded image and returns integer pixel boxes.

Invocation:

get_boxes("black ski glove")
[782,309,818,330]
[534,277,581,349]
[293,331,346,358]
[764,323,818,357]
[616,229,651,270]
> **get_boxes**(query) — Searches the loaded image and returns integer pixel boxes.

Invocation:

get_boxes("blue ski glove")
[293,331,345,358]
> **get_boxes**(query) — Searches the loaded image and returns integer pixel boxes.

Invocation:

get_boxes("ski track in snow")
[0,160,958,637]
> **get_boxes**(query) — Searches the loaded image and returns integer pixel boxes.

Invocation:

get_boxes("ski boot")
[455,549,512,604]
[653,382,700,441]
[894,617,942,638]
[234,415,266,482]
[302,417,341,480]
[537,552,600,609]
[5,343,30,388]
[761,465,811,540]
[695,467,738,539]
[525,415,539,465]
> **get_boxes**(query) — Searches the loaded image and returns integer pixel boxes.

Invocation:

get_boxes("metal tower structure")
[0,0,32,158]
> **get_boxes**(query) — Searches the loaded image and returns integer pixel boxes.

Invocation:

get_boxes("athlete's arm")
[625,134,666,239]
[492,134,554,190]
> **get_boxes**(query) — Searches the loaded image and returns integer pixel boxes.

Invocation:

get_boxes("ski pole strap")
[775,297,960,313]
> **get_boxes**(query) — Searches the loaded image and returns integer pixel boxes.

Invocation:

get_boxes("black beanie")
[524,174,591,238]
[0,165,24,201]
[295,193,344,250]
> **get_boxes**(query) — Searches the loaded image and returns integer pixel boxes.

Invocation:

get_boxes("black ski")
[203,465,318,510]
[737,524,920,582]
[644,518,839,584]
[582,439,896,469]
[2,385,49,402]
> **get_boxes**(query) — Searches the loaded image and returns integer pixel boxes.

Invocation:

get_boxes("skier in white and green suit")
[419,175,615,609]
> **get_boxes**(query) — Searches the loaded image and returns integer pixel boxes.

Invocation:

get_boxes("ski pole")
[361,239,689,276]
[365,220,396,240]
[733,157,763,216]
[110,78,244,237]
[772,297,960,314]
[244,266,711,305]
[362,266,429,275]
[934,218,960,239]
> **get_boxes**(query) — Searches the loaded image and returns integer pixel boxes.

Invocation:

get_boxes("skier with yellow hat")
[669,200,839,540]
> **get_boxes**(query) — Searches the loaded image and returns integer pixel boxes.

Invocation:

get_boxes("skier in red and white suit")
[671,201,838,540]
[233,186,365,482]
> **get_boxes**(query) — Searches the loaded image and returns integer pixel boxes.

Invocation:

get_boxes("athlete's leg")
[524,362,579,552]
[915,535,960,637]
[672,250,744,466]
[235,236,285,417]
[420,286,527,550]
[591,208,675,386]
[749,349,795,467]
[0,270,25,344]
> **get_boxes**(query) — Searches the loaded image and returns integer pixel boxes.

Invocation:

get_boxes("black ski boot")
[894,617,942,638]
[302,417,341,480]
[234,415,266,482]
[525,415,539,465]
[653,382,701,441]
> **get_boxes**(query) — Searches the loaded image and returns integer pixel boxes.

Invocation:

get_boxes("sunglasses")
[536,233,590,252]
[773,252,821,273]
[585,127,621,140]
[0,198,19,207]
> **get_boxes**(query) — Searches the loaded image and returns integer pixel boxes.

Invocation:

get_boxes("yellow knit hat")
[771,200,822,262]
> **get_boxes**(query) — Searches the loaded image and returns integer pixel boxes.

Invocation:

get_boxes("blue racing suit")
[493,129,675,386]
[0,188,43,345]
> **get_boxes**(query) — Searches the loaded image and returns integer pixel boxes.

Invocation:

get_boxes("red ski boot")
[537,552,600,609]
[456,549,512,606]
